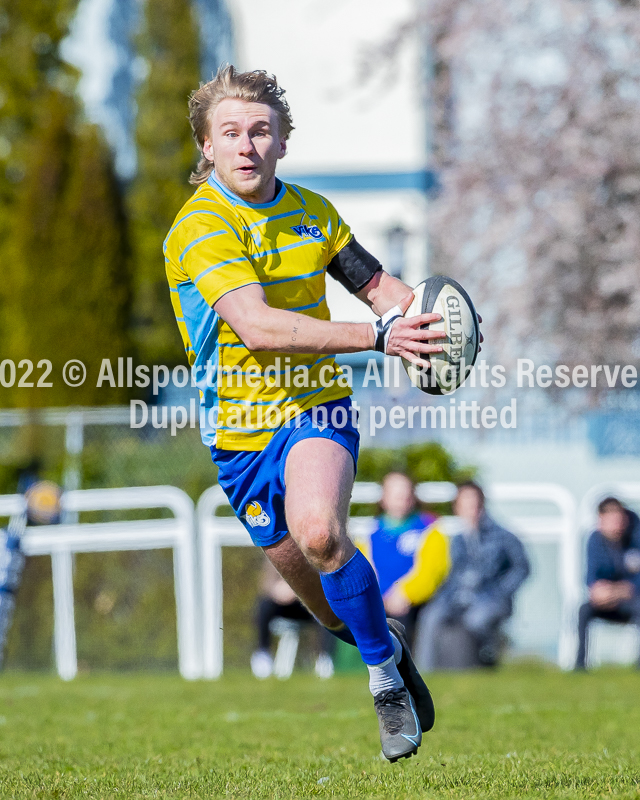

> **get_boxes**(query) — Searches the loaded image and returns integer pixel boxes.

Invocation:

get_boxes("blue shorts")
[211,397,360,547]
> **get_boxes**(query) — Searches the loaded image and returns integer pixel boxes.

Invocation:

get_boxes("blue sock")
[320,550,394,665]
[324,624,357,648]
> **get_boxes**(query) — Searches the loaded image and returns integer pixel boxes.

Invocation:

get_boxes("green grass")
[0,665,639,799]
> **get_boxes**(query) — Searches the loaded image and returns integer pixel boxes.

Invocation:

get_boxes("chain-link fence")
[0,407,267,673]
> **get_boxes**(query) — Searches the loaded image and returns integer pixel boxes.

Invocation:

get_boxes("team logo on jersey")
[243,500,271,528]
[291,224,324,241]
[397,530,422,557]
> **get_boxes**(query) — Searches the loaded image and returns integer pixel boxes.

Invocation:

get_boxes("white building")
[231,0,432,322]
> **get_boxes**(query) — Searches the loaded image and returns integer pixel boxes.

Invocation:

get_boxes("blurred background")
[1,0,639,675]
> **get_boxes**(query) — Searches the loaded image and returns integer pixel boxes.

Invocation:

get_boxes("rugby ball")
[402,276,479,395]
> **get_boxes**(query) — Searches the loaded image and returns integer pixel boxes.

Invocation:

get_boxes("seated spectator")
[360,472,449,647]
[575,496,640,670]
[251,559,336,679]
[416,481,530,670]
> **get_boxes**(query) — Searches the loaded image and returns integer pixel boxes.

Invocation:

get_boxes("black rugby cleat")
[387,618,435,732]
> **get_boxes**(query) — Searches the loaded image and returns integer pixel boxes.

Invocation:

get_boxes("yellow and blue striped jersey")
[164,173,353,451]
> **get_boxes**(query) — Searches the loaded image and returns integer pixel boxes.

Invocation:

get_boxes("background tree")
[0,0,77,359]
[2,91,131,408]
[423,0,640,397]
[0,0,131,408]
[127,0,201,366]
[363,0,640,406]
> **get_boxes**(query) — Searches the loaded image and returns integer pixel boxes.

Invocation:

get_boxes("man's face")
[598,506,627,541]
[203,99,287,204]
[380,474,415,520]
[454,487,484,529]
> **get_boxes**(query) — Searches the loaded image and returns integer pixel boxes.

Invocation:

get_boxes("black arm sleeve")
[326,236,383,294]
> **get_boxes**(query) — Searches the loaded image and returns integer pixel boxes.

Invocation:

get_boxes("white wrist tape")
[371,304,403,353]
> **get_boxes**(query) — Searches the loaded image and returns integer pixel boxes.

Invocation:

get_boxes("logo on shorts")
[243,500,271,528]
[291,224,324,241]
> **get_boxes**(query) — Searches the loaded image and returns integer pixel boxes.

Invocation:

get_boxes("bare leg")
[283,437,356,571]
[262,437,356,627]
[262,533,341,628]
[274,436,420,759]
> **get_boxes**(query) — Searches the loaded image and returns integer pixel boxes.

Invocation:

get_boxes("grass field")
[1,665,639,799]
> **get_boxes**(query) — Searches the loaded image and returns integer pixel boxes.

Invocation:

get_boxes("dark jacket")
[586,510,640,594]
[440,512,531,610]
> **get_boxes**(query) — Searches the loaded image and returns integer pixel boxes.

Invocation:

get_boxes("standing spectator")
[0,526,24,668]
[416,482,530,670]
[575,497,640,670]
[0,472,61,667]
[24,480,63,526]
[361,472,449,647]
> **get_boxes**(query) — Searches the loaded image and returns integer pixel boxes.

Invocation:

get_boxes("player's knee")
[297,516,341,564]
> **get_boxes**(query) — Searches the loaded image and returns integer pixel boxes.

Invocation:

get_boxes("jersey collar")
[381,511,423,533]
[208,171,285,209]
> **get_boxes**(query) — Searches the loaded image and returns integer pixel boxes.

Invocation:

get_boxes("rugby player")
[165,65,445,761]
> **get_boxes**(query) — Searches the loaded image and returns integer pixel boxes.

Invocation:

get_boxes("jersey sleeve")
[397,525,450,606]
[356,537,373,566]
[179,211,259,307]
[324,198,353,262]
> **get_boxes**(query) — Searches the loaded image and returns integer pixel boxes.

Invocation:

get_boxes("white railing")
[197,484,251,680]
[13,486,199,681]
[196,481,458,678]
[196,482,412,678]
[4,479,635,678]
[0,494,27,520]
[485,483,579,669]
[196,481,582,676]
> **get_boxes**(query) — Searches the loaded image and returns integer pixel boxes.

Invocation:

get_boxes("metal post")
[173,528,201,680]
[488,483,578,670]
[558,510,581,671]
[202,531,224,679]
[63,411,84,525]
[19,485,199,680]
[51,550,77,680]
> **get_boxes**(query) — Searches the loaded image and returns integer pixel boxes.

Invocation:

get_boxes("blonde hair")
[188,65,294,185]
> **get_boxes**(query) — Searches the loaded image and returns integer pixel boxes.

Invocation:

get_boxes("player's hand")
[613,580,634,602]
[271,578,298,605]
[589,580,618,609]
[385,291,446,369]
[383,587,411,617]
